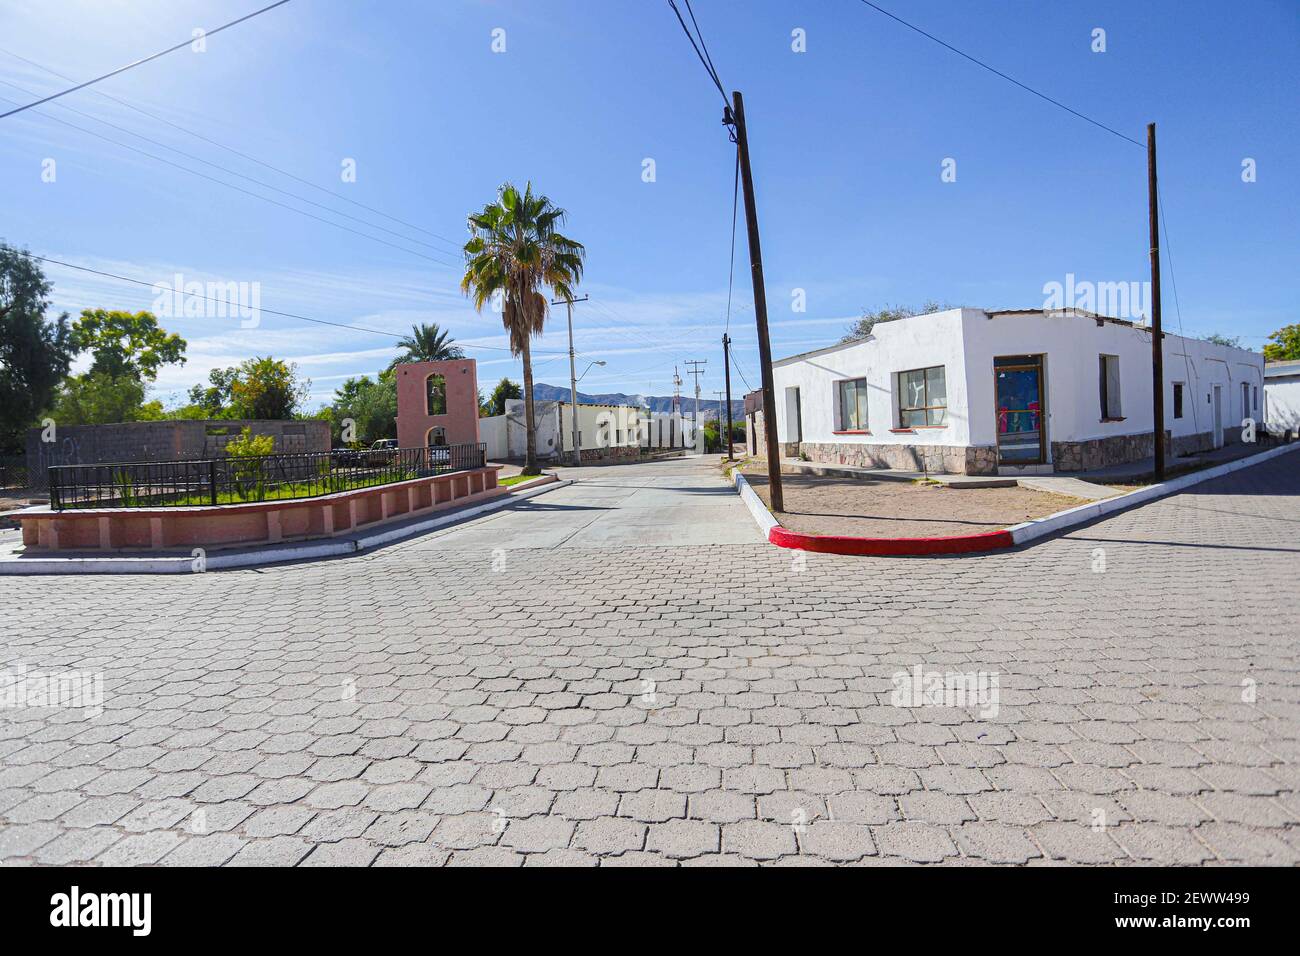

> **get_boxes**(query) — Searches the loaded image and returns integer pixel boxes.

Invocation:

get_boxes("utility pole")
[722,332,734,460]
[552,293,589,467]
[726,91,783,511]
[671,367,683,448]
[685,359,707,454]
[1146,123,1165,482]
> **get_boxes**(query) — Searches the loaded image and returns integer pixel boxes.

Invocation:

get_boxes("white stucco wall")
[771,308,971,447]
[770,307,1265,457]
[1264,367,1300,431]
[967,311,1263,447]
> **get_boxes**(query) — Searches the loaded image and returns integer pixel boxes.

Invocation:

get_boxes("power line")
[724,145,739,334]
[856,0,1144,149]
[0,91,459,269]
[0,77,458,261]
[0,0,293,120]
[16,250,566,354]
[0,46,464,252]
[666,0,728,107]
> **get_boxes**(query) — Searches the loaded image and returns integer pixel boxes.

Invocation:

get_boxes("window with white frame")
[1099,355,1122,419]
[837,378,868,431]
[895,366,947,427]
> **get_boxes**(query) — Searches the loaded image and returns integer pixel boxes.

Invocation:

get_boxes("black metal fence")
[48,443,486,511]
[1,456,29,491]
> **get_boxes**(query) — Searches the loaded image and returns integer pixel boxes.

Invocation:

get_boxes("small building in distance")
[1264,359,1300,437]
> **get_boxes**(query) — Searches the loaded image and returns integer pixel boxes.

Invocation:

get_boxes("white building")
[768,307,1265,475]
[1264,360,1300,436]
[480,399,694,462]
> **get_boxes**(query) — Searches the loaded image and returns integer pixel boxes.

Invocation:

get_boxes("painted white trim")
[1008,442,1300,545]
[0,479,573,575]
[732,470,778,537]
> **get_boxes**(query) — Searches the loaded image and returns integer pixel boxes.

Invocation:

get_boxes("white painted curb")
[732,469,778,537]
[0,478,572,575]
[1006,442,1300,545]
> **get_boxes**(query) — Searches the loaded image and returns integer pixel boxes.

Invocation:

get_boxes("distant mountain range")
[531,383,743,419]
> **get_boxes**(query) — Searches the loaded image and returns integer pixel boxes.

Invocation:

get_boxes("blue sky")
[2,0,1296,410]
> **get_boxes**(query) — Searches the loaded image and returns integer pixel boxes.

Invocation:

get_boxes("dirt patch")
[741,467,1087,538]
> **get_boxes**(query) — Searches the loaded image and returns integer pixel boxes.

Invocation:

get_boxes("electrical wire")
[0,1,293,120]
[0,91,459,269]
[0,77,458,261]
[856,0,1144,149]
[666,0,728,107]
[0,46,463,251]
[16,250,567,354]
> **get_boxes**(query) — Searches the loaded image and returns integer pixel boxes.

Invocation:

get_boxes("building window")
[837,378,869,431]
[1173,382,1184,420]
[896,366,947,427]
[1242,382,1250,418]
[1253,386,1259,412]
[1099,355,1122,419]
[426,374,446,416]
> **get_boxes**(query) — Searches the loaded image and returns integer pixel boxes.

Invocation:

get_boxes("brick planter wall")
[20,466,502,553]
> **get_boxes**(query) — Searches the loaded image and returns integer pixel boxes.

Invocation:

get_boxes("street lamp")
[577,360,606,382]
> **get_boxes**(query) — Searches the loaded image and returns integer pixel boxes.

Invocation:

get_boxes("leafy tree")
[486,377,522,416]
[0,243,77,452]
[326,370,397,444]
[186,366,238,417]
[462,182,585,474]
[1263,324,1300,361]
[228,356,311,420]
[1202,333,1244,348]
[842,300,952,343]
[71,308,186,382]
[50,371,165,425]
[387,323,464,370]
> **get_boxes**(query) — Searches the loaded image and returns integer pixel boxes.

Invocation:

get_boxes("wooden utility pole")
[553,293,589,467]
[728,90,783,511]
[722,332,734,460]
[1147,123,1165,481]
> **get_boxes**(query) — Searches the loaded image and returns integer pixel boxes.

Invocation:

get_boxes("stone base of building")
[577,445,641,464]
[797,442,999,476]
[1051,432,1168,471]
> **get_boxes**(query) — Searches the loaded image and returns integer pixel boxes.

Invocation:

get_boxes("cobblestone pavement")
[2,453,1297,866]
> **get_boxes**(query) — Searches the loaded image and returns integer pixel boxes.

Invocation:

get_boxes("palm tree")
[461,182,585,475]
[387,322,464,371]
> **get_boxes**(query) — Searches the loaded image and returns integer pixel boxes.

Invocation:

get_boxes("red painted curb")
[768,525,1014,556]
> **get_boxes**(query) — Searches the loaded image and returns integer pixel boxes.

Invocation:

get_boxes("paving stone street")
[1,454,1297,866]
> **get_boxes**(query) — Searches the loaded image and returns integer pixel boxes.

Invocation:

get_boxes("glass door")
[994,355,1045,464]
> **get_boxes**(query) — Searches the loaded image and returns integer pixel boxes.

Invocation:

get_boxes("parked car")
[330,446,364,467]
[365,439,399,466]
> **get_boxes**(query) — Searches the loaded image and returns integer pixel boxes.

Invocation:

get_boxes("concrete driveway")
[395,455,762,553]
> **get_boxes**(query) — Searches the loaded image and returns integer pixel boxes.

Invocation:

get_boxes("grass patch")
[498,474,540,487]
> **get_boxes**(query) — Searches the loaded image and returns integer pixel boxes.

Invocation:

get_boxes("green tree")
[1263,324,1300,361]
[228,356,311,420]
[186,366,238,417]
[842,300,952,343]
[327,370,397,444]
[0,243,77,452]
[387,323,464,371]
[50,371,165,425]
[1202,333,1244,349]
[461,182,585,474]
[71,308,186,382]
[486,377,522,416]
